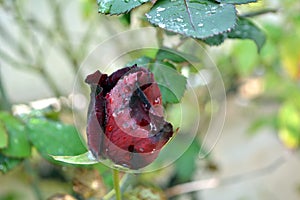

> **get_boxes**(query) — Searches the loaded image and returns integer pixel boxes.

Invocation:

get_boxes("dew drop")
[176,18,183,22]
[121,163,130,168]
[150,123,157,131]
[198,23,204,27]
[145,13,152,19]
[107,125,113,132]
[158,23,166,28]
[98,1,111,14]
[124,0,129,2]
[156,7,166,12]
[143,102,151,110]
[153,97,160,105]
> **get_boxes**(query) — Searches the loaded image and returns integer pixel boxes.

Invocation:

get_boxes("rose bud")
[85,65,173,169]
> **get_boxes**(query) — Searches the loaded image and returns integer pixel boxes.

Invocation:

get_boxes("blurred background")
[0,0,300,199]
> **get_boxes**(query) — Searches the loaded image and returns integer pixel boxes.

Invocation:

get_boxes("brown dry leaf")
[72,168,107,199]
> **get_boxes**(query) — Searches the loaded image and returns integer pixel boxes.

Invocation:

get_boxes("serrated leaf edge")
[146,3,238,39]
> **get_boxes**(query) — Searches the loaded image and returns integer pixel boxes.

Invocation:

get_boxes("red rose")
[85,65,173,169]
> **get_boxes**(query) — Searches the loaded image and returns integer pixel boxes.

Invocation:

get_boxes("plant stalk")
[113,169,122,200]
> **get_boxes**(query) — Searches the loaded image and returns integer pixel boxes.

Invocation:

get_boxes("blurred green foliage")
[216,0,300,149]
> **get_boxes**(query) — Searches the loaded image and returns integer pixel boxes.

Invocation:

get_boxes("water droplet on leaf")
[98,1,112,14]
[156,7,166,12]
[158,23,166,28]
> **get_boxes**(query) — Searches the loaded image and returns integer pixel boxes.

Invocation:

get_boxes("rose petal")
[85,65,174,169]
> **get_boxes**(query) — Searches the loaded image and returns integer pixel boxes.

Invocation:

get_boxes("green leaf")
[228,17,266,51]
[204,17,266,52]
[202,33,226,46]
[97,0,149,15]
[215,0,257,4]
[0,112,31,158]
[174,139,200,182]
[119,13,131,26]
[127,56,153,67]
[52,152,98,165]
[150,62,187,104]
[27,118,87,160]
[146,0,237,39]
[0,153,23,173]
[156,47,200,63]
[0,122,8,149]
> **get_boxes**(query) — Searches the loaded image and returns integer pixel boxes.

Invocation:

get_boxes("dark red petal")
[85,65,173,169]
[85,70,107,86]
[104,101,163,169]
[86,88,106,158]
[86,109,105,158]
[104,67,174,169]
[129,85,152,127]
[142,82,163,116]
[103,65,138,95]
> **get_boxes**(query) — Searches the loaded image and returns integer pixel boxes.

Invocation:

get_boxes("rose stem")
[102,173,129,200]
[113,169,122,200]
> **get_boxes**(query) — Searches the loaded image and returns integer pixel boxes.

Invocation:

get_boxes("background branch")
[166,156,286,198]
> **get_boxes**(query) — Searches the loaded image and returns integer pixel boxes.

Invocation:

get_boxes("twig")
[24,160,43,200]
[166,178,220,197]
[156,28,164,47]
[240,8,278,18]
[166,156,285,198]
[0,64,11,111]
